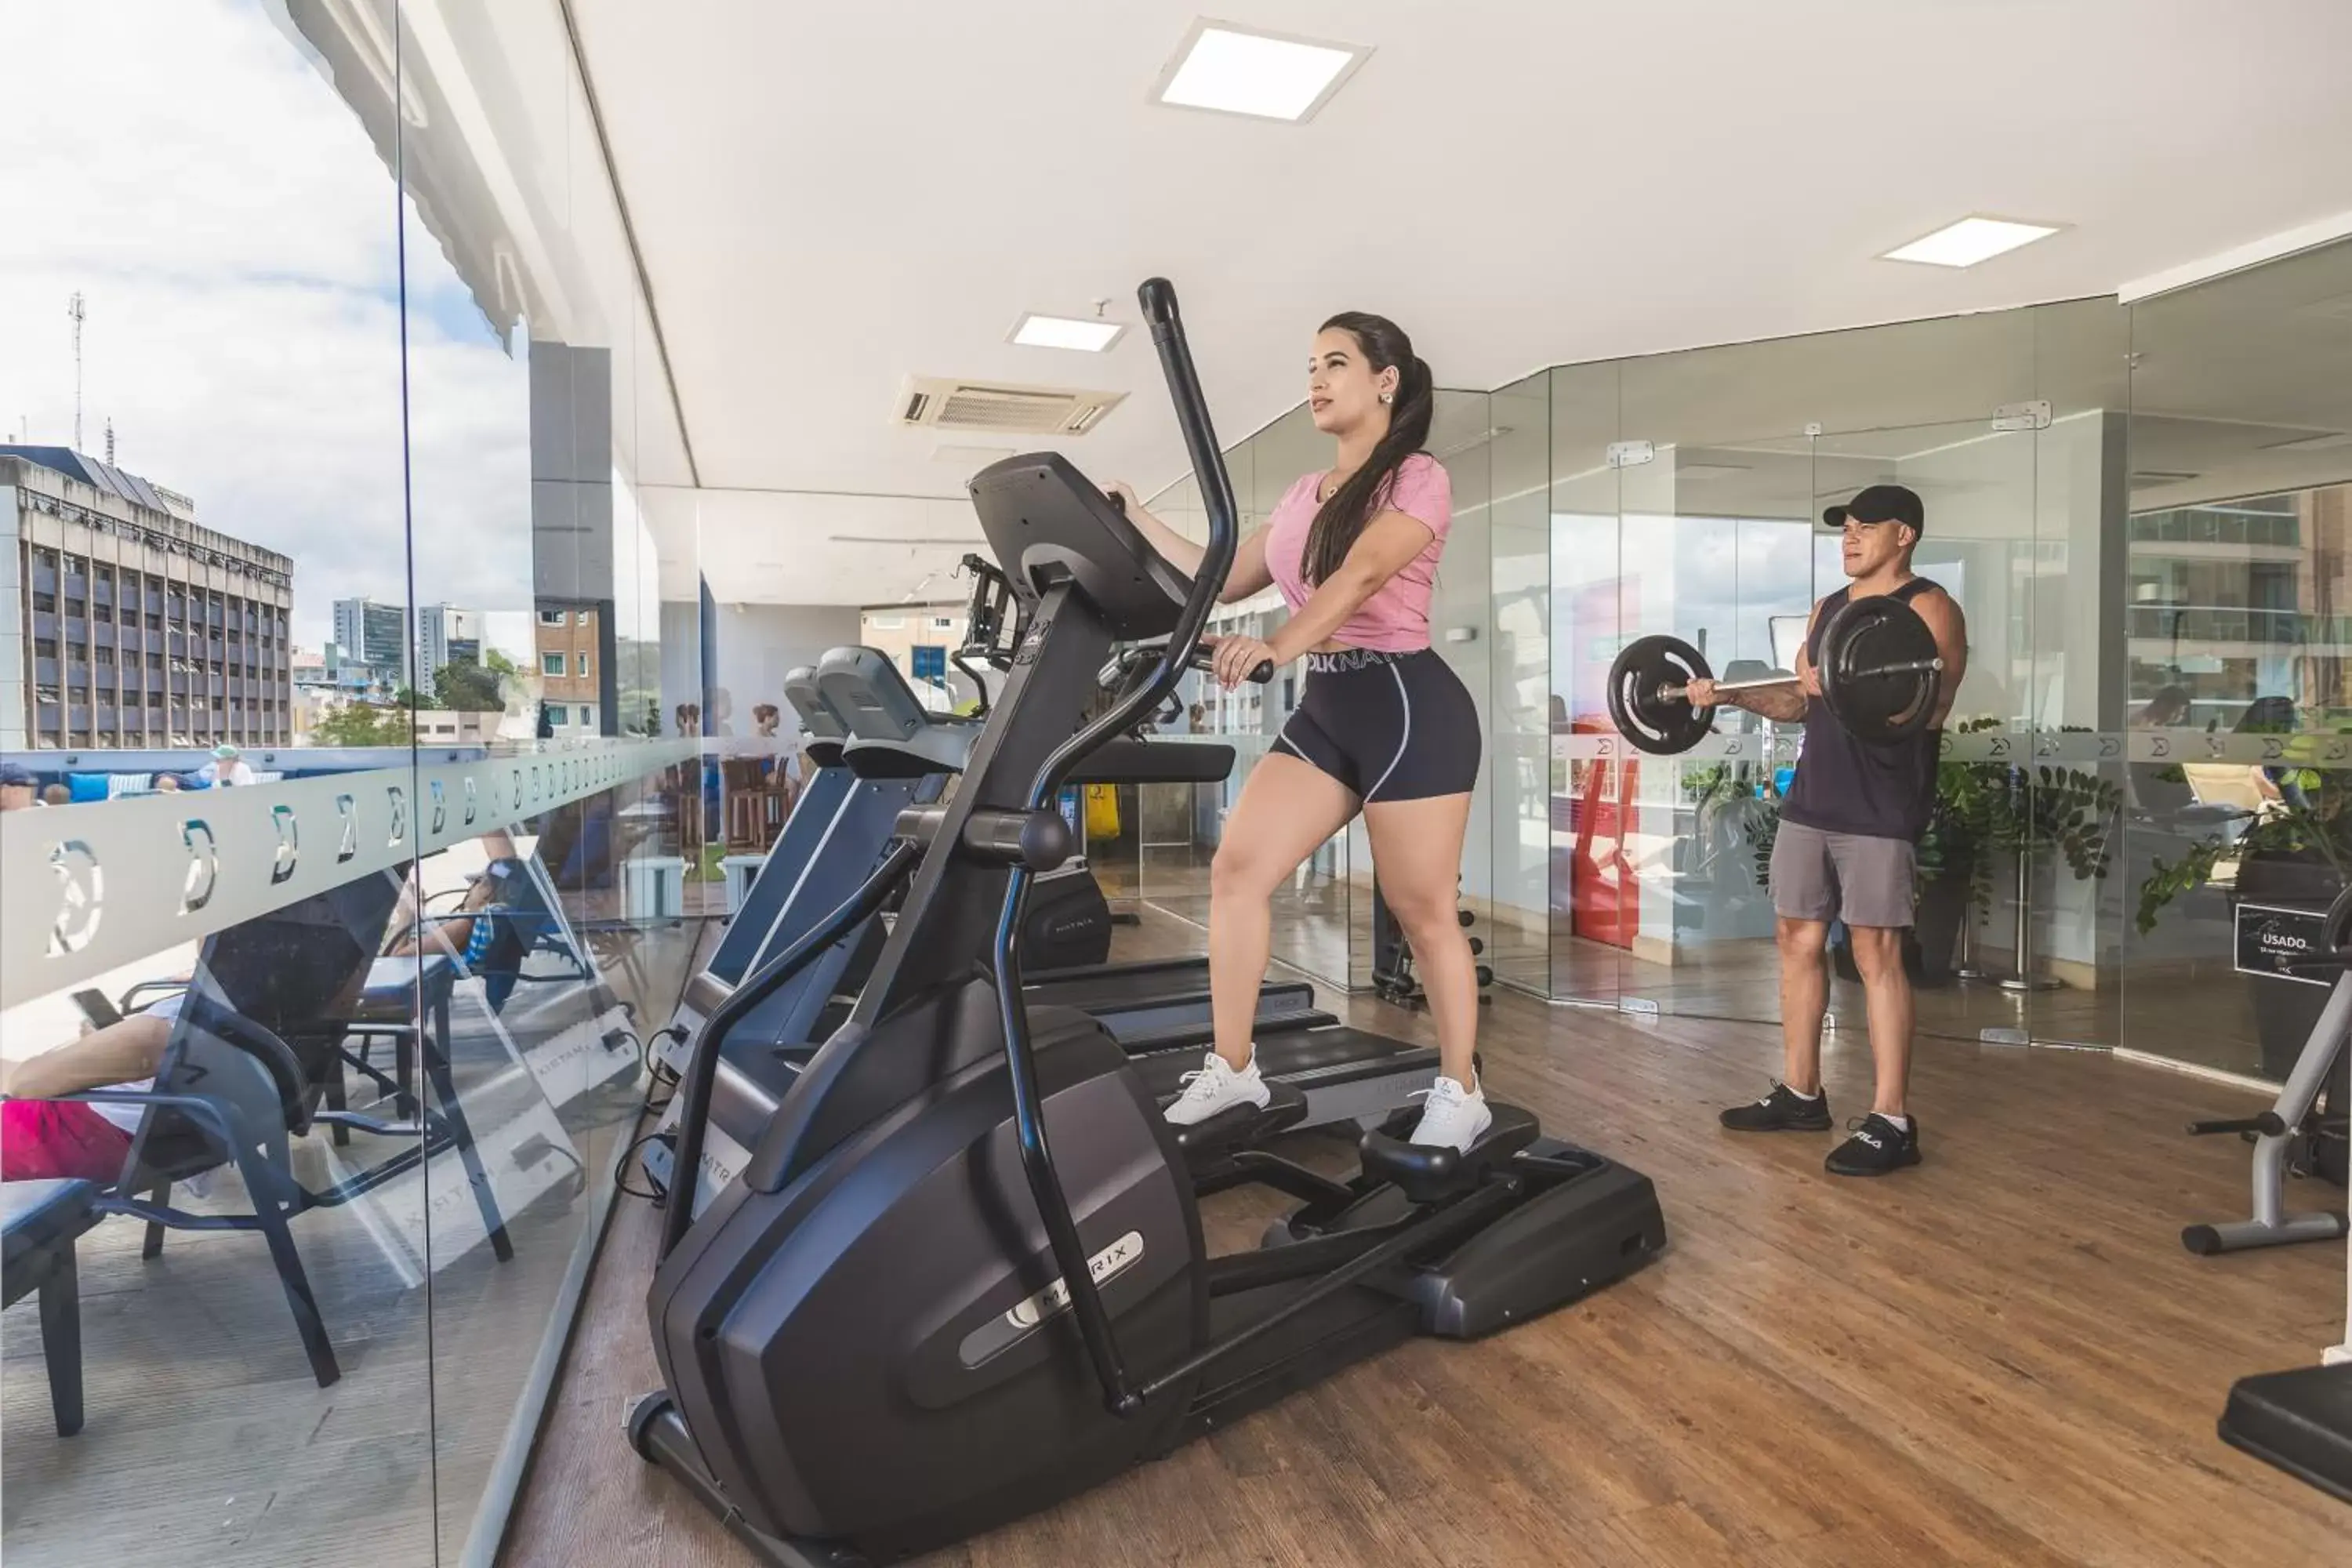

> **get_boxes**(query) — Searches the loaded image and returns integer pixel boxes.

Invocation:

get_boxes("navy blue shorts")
[1270,648,1480,803]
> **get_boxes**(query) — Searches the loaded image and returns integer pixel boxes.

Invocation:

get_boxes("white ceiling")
[570,0,2352,603]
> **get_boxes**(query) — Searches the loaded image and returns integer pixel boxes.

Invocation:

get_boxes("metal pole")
[1954,902,1985,982]
[1998,838,2059,993]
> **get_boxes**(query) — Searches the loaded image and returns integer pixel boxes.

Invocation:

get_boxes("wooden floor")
[502,913,2348,1568]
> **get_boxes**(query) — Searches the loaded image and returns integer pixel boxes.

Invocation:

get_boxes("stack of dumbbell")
[1370,882,1495,1009]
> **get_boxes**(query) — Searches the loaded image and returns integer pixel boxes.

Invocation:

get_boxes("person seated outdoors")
[197,743,256,788]
[380,829,524,970]
[38,783,69,808]
[2,1010,175,1182]
[2,831,521,1181]
[0,763,34,811]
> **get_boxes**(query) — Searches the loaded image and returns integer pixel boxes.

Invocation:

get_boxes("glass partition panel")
[1545,361,1624,1002]
[1588,314,2044,1030]
[2021,299,2132,1050]
[2122,237,2352,1080]
[2,2,429,1563]
[1134,434,1241,964]
[396,0,701,1556]
[1489,372,1552,994]
[1374,389,1496,993]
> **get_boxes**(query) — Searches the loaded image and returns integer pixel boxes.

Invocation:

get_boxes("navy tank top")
[1777,578,1942,843]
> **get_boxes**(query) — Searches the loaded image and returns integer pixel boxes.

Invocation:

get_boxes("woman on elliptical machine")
[1105,311,1486,1150]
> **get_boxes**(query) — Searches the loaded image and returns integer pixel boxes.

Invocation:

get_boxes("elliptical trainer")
[629,278,1666,1568]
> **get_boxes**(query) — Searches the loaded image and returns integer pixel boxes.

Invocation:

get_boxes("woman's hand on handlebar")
[1210,634,1278,689]
[1100,476,1206,579]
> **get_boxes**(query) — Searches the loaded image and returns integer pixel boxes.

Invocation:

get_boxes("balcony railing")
[2127,604,2352,646]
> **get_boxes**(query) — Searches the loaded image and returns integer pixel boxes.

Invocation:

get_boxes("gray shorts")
[1770,820,1916,930]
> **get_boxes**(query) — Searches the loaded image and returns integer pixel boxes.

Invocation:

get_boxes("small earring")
[1380,393,1393,405]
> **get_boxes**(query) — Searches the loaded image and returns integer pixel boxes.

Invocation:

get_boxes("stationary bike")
[629,278,1667,1567]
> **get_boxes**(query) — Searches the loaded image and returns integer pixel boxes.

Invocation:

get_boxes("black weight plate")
[1819,593,1940,744]
[1606,633,1715,756]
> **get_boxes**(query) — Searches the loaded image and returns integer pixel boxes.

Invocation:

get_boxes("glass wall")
[2120,238,2352,1080]
[2,3,701,1563]
[1538,301,2137,1051]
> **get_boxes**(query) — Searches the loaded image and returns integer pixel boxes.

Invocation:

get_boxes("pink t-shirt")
[1261,453,1451,653]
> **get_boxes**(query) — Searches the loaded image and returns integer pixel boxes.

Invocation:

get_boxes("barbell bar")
[1656,655,1944,704]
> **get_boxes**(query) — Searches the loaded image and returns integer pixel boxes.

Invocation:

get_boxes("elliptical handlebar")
[1095,641,1275,692]
[1019,278,1236,816]
[987,278,1241,1421]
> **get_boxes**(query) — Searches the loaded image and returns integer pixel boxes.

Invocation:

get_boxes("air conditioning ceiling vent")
[895,376,1127,436]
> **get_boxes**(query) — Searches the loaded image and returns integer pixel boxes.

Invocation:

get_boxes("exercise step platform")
[1170,1081,1309,1168]
[1359,1102,1540,1205]
[2220,1362,2352,1504]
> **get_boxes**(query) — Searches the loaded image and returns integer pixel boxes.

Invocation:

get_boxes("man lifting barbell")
[1639,485,1965,1176]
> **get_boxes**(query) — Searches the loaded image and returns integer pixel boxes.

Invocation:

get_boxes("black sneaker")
[1719,1081,1833,1133]
[1824,1114,1922,1177]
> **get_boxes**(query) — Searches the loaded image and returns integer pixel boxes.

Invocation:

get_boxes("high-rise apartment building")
[332,595,409,681]
[2,447,293,751]
[415,602,483,677]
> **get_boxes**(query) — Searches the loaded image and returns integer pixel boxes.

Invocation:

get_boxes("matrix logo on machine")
[957,1230,1146,1369]
[1007,1230,1145,1329]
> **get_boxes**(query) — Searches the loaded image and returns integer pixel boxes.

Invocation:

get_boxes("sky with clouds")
[1,0,538,660]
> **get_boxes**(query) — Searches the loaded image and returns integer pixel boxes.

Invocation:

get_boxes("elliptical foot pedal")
[2219,1363,2352,1504]
[1360,1102,1539,1205]
[1171,1081,1308,1168]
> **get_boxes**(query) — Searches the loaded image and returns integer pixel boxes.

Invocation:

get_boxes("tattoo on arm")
[1737,686,1809,723]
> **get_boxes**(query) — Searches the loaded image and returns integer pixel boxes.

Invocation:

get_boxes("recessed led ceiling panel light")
[1881,216,2061,268]
[1009,314,1125,352]
[1155,20,1370,122]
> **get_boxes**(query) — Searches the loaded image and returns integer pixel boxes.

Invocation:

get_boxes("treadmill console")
[816,646,931,743]
[782,665,851,741]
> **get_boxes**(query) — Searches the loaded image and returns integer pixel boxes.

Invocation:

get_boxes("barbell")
[1604,593,1945,757]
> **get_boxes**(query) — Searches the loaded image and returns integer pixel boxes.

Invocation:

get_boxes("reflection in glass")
[2122,238,2352,1080]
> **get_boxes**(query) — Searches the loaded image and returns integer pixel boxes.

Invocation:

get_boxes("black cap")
[1824,483,1925,535]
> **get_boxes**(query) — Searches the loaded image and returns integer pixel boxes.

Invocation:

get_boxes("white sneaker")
[1407,1075,1492,1152]
[1163,1051,1270,1127]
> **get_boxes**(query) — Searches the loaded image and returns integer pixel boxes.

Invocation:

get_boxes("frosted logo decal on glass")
[0,739,692,1009]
